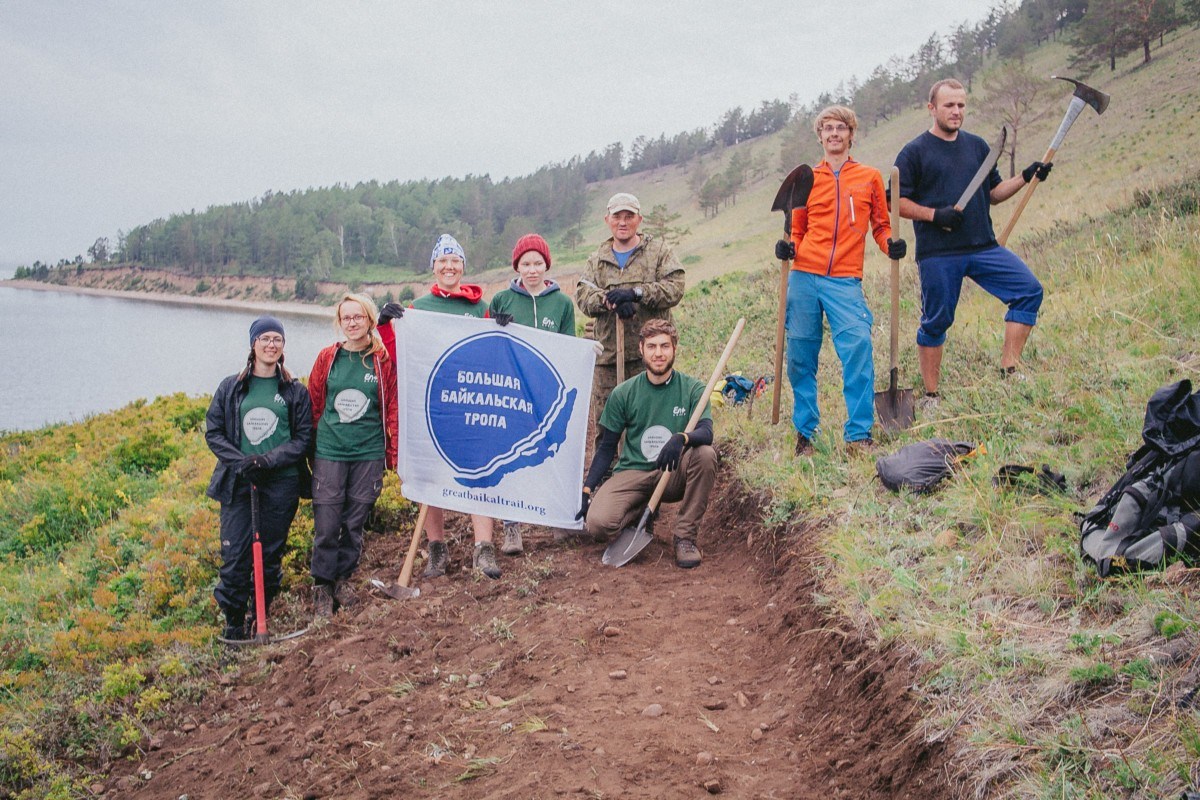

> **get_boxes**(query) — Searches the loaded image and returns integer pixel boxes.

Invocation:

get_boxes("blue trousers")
[916,246,1042,348]
[786,271,875,442]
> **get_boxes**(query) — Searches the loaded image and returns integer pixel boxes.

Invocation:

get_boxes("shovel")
[218,483,309,645]
[769,164,814,425]
[371,503,427,600]
[874,166,915,432]
[602,317,747,567]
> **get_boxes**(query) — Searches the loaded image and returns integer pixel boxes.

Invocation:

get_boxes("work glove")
[655,433,688,472]
[575,488,592,521]
[886,238,907,260]
[378,302,405,325]
[236,455,267,482]
[615,301,637,320]
[493,312,514,327]
[1021,161,1052,183]
[605,287,638,306]
[931,206,963,230]
[774,239,795,261]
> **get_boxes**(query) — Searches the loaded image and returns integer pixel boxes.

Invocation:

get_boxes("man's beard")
[645,355,675,377]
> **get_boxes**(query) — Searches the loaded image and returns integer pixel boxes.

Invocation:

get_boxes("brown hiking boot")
[423,541,449,578]
[847,438,877,455]
[312,584,334,620]
[500,521,524,555]
[673,537,702,569]
[795,433,813,456]
[473,541,502,580]
[333,579,358,610]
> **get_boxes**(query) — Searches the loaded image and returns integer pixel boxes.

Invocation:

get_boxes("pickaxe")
[998,76,1110,246]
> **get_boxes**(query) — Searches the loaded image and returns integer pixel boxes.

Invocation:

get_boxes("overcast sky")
[0,0,997,265]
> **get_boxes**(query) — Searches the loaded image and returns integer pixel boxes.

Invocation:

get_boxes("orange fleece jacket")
[789,158,891,279]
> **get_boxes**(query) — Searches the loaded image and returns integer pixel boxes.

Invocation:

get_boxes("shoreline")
[0,278,330,318]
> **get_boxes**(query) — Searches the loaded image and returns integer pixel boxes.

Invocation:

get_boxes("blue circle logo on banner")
[426,332,576,488]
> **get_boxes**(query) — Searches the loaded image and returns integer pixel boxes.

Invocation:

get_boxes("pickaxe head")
[1053,76,1110,115]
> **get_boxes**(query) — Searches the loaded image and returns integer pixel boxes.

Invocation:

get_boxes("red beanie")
[511,234,552,270]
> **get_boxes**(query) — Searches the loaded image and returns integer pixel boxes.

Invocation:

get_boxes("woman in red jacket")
[307,293,398,619]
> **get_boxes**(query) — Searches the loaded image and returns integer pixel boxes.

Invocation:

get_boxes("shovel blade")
[875,387,916,432]
[601,509,655,567]
[370,577,420,600]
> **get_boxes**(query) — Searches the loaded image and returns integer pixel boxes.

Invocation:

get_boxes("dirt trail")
[106,479,953,799]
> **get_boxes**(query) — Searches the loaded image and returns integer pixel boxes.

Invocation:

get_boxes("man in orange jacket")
[775,105,906,455]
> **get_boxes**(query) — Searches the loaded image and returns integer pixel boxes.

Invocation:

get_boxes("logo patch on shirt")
[333,389,370,423]
[673,406,687,417]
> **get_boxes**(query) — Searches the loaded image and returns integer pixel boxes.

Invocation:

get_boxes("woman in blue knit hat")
[204,316,313,643]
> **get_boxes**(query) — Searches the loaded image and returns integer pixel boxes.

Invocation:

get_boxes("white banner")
[395,309,595,528]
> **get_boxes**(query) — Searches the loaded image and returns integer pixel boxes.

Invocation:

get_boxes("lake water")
[0,285,341,432]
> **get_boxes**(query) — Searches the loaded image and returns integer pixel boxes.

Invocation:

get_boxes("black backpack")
[1079,380,1200,576]
[876,439,978,493]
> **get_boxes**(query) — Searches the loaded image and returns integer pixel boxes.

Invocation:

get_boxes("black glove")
[615,301,637,320]
[931,206,963,230]
[886,238,907,260]
[1022,161,1052,183]
[655,433,688,472]
[493,312,514,327]
[775,239,795,261]
[378,302,405,325]
[575,488,592,521]
[236,455,266,481]
[605,288,638,306]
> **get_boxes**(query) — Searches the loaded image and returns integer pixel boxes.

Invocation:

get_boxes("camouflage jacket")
[575,233,685,366]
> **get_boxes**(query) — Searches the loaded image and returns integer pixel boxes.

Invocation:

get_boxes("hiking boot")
[333,579,358,610]
[423,541,449,578]
[473,541,502,580]
[673,537,702,569]
[500,521,524,555]
[795,432,813,456]
[312,584,334,620]
[916,392,940,415]
[221,624,250,643]
[847,438,877,455]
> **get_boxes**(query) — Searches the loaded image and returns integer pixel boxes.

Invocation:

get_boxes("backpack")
[1079,380,1200,576]
[876,439,978,493]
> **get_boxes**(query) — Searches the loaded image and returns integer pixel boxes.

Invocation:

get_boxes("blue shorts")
[916,246,1042,348]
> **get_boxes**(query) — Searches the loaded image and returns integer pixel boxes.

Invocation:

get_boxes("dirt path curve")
[107,481,953,799]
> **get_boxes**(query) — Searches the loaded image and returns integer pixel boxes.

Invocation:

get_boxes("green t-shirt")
[240,376,292,455]
[599,371,711,472]
[316,348,385,461]
[412,292,486,317]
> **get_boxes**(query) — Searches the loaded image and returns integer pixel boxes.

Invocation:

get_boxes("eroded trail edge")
[108,474,954,799]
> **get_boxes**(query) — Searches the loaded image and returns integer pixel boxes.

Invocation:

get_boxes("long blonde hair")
[333,292,387,363]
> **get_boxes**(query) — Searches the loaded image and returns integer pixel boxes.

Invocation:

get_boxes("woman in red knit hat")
[487,233,577,555]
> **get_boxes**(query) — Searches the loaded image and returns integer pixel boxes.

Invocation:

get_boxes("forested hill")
[18,0,1192,285]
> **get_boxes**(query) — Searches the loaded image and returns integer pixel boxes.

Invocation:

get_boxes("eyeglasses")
[340,314,368,324]
[255,335,284,346]
[820,124,850,134]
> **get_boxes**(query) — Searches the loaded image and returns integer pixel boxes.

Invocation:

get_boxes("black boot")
[423,541,449,578]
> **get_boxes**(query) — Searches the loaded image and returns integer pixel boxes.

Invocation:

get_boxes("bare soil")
[103,476,955,799]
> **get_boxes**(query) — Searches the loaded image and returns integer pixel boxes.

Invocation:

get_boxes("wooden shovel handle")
[616,317,625,384]
[645,318,746,513]
[771,259,789,425]
[997,145,1057,247]
[396,503,429,588]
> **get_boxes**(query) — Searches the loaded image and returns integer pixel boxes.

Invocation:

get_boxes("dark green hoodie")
[488,278,576,335]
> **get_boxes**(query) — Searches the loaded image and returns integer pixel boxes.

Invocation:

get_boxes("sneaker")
[221,624,250,643]
[1000,366,1027,381]
[333,579,358,610]
[673,537,702,569]
[916,392,940,414]
[473,541,502,580]
[795,432,814,456]
[423,541,449,578]
[312,584,334,620]
[500,521,524,555]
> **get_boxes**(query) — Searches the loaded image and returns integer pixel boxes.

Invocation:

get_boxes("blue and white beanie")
[430,234,466,271]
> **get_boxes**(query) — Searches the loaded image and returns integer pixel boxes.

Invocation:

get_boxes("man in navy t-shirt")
[894,78,1052,410]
